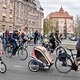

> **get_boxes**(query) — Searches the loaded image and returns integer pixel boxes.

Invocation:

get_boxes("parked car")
[69,36,77,41]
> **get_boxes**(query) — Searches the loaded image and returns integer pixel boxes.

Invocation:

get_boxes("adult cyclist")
[9,30,20,56]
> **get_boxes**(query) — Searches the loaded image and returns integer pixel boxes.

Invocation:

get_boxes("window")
[9,26,12,30]
[10,9,13,15]
[9,17,12,22]
[3,7,6,14]
[2,16,6,21]
[2,25,5,31]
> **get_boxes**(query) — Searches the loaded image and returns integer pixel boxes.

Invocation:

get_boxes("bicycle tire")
[18,47,28,61]
[56,46,66,56]
[5,45,13,58]
[0,62,7,73]
[28,59,39,72]
[55,56,72,74]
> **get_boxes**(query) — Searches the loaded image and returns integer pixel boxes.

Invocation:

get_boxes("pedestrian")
[34,30,38,45]
[2,30,10,50]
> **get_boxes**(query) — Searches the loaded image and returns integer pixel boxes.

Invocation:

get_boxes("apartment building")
[0,0,14,32]
[0,0,44,33]
[47,7,74,37]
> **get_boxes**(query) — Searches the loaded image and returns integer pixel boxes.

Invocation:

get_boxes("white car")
[70,37,77,41]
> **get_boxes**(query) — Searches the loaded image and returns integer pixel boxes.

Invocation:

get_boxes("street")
[0,39,80,80]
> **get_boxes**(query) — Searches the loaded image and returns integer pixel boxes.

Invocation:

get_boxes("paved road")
[0,39,80,80]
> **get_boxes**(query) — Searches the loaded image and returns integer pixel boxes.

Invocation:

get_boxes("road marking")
[14,65,23,68]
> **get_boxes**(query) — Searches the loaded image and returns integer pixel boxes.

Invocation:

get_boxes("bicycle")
[0,51,7,73]
[48,39,66,55]
[5,40,28,61]
[55,47,80,73]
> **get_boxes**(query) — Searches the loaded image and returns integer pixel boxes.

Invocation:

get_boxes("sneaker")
[44,66,49,69]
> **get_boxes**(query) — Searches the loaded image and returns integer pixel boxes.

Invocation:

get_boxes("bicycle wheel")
[55,57,72,73]
[56,46,66,56]
[0,62,7,73]
[18,47,28,60]
[5,45,13,58]
[28,60,39,72]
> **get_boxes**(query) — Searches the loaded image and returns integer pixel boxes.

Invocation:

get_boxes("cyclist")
[9,30,20,56]
[49,32,56,53]
[54,30,61,45]
[1,30,10,50]
[20,32,29,46]
[75,38,80,66]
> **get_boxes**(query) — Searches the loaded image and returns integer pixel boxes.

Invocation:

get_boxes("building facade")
[47,7,74,37]
[0,0,14,32]
[0,0,44,33]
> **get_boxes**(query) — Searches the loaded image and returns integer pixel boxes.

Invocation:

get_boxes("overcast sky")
[39,0,80,18]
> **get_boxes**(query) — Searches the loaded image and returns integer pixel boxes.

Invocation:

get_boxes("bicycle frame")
[66,48,80,71]
[67,48,77,61]
[55,47,79,73]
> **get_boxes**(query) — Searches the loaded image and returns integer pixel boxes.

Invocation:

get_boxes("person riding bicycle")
[20,32,30,46]
[75,38,80,66]
[49,32,56,53]
[9,30,20,56]
[54,30,61,46]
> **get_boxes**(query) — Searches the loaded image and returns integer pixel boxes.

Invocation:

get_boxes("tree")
[43,19,53,35]
[74,15,80,37]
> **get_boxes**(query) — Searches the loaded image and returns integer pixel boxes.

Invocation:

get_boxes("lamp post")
[64,19,67,39]
[13,0,15,31]
[55,19,59,32]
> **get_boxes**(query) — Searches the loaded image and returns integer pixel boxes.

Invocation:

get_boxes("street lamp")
[64,19,67,39]
[12,0,15,31]
[55,19,59,32]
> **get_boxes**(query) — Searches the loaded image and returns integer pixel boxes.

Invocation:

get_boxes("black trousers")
[76,50,80,58]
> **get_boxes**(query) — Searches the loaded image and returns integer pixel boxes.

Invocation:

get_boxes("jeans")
[10,41,18,56]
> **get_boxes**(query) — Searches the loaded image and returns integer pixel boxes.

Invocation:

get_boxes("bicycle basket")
[58,52,67,61]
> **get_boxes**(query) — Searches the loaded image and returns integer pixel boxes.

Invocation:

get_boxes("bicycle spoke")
[55,57,72,73]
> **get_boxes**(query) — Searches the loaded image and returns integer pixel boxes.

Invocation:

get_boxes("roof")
[48,7,73,19]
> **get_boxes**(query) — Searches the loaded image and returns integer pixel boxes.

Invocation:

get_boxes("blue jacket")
[9,33,20,42]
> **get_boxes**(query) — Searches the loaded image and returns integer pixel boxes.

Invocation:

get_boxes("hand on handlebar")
[15,39,18,42]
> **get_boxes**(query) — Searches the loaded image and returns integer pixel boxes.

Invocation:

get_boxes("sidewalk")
[61,39,77,49]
